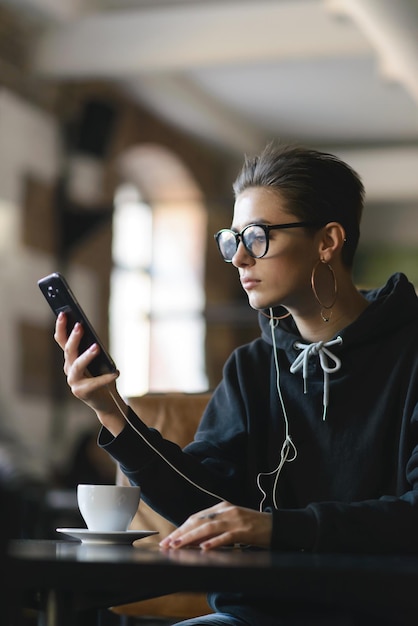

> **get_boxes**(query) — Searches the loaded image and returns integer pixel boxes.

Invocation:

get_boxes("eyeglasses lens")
[243,225,267,258]
[217,231,238,261]
[217,225,267,261]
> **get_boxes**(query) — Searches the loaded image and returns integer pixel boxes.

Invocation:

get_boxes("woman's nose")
[231,241,254,268]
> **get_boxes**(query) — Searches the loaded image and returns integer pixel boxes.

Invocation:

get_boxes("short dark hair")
[232,142,365,267]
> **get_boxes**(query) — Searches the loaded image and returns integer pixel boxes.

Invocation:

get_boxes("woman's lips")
[241,278,260,290]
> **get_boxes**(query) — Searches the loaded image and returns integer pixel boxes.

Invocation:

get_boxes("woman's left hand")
[159,501,272,551]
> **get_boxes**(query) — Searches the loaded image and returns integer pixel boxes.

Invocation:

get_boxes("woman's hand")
[159,501,272,551]
[54,312,125,436]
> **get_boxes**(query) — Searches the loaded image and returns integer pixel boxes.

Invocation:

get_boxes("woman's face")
[231,187,320,313]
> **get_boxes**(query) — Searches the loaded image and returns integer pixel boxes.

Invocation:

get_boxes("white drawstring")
[290,336,343,421]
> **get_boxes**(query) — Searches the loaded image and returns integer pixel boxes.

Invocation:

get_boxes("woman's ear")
[318,222,346,263]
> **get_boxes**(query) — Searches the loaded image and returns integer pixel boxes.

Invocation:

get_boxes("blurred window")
[110,183,208,396]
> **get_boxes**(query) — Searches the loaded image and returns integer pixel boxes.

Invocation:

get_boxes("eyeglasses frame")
[214,221,326,262]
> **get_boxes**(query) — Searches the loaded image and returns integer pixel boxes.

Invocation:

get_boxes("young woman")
[55,143,418,625]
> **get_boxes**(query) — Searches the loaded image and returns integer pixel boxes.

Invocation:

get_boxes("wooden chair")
[110,391,213,623]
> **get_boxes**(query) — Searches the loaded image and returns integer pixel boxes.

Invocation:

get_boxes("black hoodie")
[100,272,418,615]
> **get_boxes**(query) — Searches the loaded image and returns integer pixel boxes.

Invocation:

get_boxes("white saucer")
[56,528,159,545]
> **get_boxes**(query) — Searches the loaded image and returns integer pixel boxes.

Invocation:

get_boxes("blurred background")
[0,0,417,538]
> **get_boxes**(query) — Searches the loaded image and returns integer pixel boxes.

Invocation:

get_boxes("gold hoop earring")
[311,260,337,322]
[259,307,291,321]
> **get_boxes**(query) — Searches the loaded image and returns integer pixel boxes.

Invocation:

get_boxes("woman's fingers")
[162,511,226,548]
[160,502,272,551]
[52,313,125,435]
[55,314,97,378]
[54,312,119,404]
[54,311,70,349]
[54,313,84,373]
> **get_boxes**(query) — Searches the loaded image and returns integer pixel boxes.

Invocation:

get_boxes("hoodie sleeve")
[98,405,227,526]
[98,350,257,526]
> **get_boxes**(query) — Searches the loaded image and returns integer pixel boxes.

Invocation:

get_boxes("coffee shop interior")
[1,0,418,621]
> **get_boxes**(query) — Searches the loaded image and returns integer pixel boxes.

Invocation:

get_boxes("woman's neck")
[291,284,369,343]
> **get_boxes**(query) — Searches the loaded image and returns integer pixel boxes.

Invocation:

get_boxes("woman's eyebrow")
[230,219,271,230]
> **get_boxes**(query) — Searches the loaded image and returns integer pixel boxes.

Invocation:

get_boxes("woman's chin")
[247,295,270,311]
[247,294,285,313]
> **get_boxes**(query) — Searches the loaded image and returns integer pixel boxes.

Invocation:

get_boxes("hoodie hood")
[259,272,418,421]
[260,272,418,349]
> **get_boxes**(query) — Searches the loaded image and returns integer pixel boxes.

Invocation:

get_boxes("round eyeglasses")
[214,221,325,262]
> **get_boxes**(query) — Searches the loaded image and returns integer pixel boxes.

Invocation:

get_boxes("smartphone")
[38,272,117,377]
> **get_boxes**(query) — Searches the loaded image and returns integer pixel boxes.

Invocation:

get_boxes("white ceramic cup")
[77,484,141,532]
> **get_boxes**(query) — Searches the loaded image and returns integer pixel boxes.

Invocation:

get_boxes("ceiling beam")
[326,0,418,103]
[123,74,265,155]
[32,0,370,78]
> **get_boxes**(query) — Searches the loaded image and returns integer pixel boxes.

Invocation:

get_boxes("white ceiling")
[3,0,418,200]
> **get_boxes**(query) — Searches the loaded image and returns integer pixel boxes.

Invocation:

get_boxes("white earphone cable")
[256,310,297,511]
[106,386,223,503]
[107,308,296,512]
